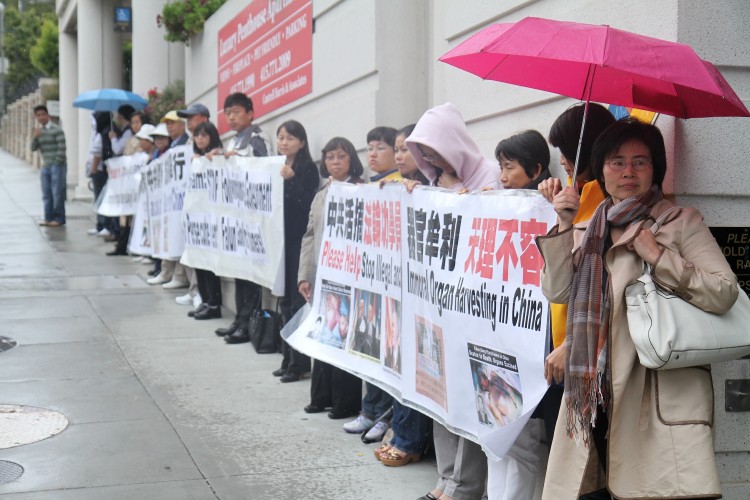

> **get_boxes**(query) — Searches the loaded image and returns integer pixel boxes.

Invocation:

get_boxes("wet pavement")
[0,149,437,499]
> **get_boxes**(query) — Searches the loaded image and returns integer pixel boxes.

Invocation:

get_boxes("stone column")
[132,0,185,98]
[58,30,78,189]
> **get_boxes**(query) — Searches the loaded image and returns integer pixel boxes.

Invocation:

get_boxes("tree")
[30,18,58,78]
[3,2,56,102]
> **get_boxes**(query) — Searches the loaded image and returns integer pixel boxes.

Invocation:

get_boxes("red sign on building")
[217,0,313,133]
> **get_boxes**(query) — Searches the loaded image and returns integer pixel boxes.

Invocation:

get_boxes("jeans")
[361,382,393,420]
[389,401,432,454]
[40,164,66,223]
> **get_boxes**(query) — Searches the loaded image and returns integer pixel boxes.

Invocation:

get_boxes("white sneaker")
[343,414,374,434]
[175,293,193,305]
[96,228,111,237]
[192,294,203,309]
[363,421,389,441]
[87,228,99,235]
[162,280,189,290]
[146,274,169,285]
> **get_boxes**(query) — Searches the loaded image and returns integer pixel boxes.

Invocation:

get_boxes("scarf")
[565,185,662,441]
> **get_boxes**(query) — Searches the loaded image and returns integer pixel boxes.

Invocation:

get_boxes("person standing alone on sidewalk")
[31,105,67,227]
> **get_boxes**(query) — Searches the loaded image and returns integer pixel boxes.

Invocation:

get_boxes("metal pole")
[0,2,5,117]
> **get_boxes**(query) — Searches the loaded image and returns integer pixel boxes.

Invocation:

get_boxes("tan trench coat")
[537,199,738,499]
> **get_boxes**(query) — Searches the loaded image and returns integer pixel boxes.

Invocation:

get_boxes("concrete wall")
[186,0,428,168]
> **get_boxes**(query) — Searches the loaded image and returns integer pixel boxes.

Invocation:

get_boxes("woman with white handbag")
[535,117,739,500]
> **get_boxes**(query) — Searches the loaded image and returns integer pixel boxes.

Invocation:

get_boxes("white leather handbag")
[625,209,750,369]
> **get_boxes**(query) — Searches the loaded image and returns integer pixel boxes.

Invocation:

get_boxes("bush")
[157,0,227,45]
[144,80,186,124]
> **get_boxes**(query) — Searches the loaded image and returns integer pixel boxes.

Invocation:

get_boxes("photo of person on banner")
[348,289,382,359]
[383,296,401,374]
[414,314,447,409]
[470,360,523,428]
[317,282,352,350]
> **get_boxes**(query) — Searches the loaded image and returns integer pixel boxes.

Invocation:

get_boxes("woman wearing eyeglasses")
[536,118,737,499]
[298,137,365,419]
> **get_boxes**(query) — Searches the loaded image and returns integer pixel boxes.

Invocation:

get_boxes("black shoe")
[328,409,359,420]
[106,249,127,256]
[272,368,286,377]
[215,320,239,336]
[224,328,249,344]
[147,269,159,276]
[304,404,328,414]
[188,304,208,318]
[194,306,222,320]
[280,372,301,383]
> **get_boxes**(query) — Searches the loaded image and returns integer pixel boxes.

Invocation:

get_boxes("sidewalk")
[0,149,437,499]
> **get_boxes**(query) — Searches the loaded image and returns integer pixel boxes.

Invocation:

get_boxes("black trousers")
[279,291,310,375]
[235,279,261,327]
[196,269,222,307]
[309,360,361,413]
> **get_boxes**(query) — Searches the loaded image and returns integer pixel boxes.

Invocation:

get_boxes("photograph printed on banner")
[415,314,448,410]
[383,297,401,374]
[348,289,382,361]
[306,279,352,350]
[467,343,523,428]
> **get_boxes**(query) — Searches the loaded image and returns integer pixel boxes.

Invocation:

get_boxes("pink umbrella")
[440,17,749,179]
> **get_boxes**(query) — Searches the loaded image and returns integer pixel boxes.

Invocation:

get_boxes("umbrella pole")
[570,99,590,189]
[571,64,597,189]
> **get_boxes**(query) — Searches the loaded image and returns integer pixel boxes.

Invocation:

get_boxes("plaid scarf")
[565,185,662,441]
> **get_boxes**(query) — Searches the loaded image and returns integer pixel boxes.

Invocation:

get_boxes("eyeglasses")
[417,145,443,164]
[605,158,652,171]
[324,153,348,162]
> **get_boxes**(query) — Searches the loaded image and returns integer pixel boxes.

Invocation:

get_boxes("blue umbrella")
[73,88,148,112]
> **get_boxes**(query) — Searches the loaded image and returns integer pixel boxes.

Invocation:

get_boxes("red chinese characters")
[464,217,548,286]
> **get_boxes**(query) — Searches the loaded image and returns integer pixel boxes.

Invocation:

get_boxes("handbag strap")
[647,206,682,235]
[645,206,693,298]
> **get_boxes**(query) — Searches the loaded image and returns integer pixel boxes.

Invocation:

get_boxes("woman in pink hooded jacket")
[406,102,500,193]
[406,103,499,500]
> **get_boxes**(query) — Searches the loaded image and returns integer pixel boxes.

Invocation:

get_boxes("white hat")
[135,124,156,142]
[150,123,170,138]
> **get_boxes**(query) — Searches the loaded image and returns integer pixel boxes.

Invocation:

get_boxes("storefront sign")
[217,0,313,133]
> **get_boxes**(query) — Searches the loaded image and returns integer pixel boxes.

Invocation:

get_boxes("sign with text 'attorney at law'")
[217,0,313,134]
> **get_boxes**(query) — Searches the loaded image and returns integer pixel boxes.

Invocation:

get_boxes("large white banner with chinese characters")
[180,155,286,293]
[287,182,557,457]
[127,146,191,260]
[98,152,149,216]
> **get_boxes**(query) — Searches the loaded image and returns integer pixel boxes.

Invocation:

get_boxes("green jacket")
[31,123,67,167]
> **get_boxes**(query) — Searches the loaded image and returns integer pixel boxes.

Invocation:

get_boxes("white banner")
[180,155,286,293]
[287,183,557,458]
[128,186,151,256]
[98,152,150,216]
[130,146,191,260]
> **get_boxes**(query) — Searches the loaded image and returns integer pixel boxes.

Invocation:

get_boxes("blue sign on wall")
[114,6,132,32]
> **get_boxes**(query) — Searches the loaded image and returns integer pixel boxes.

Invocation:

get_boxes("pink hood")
[406,103,500,191]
